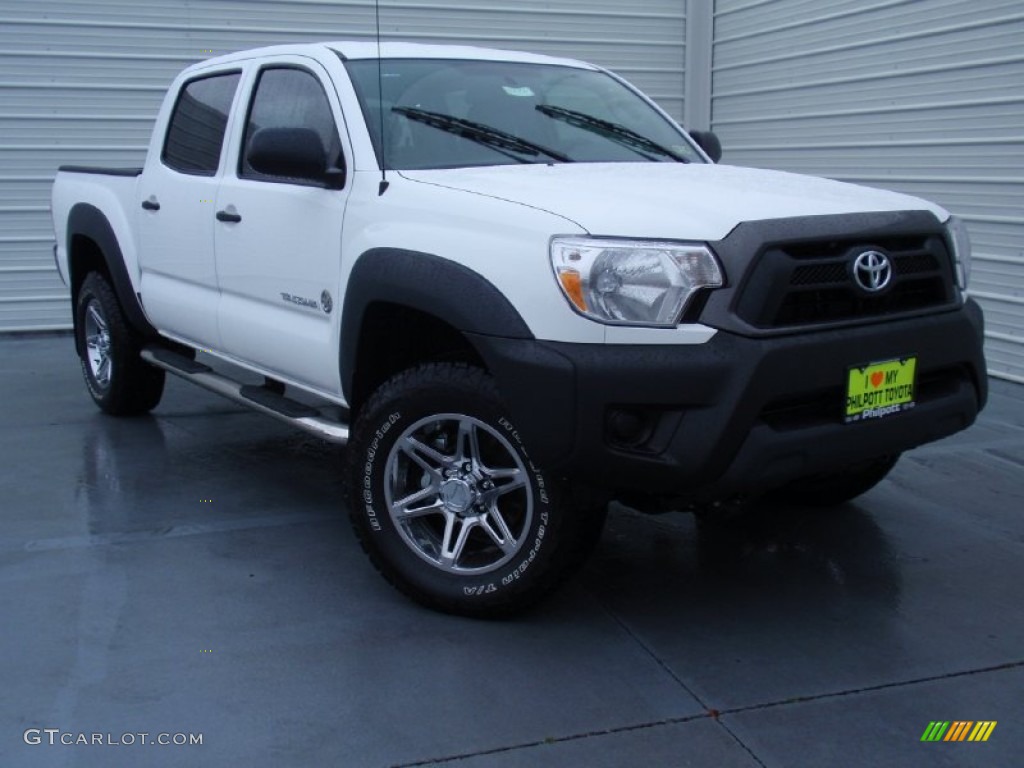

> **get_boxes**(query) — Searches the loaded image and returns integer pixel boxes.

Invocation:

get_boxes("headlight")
[946,216,971,291]
[550,237,723,326]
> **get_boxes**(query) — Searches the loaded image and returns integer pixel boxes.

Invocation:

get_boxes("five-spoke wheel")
[385,414,532,574]
[348,363,579,617]
[83,297,113,389]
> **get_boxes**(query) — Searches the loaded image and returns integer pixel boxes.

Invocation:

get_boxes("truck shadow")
[584,499,902,617]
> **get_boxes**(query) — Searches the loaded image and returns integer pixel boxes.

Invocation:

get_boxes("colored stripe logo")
[921,721,997,742]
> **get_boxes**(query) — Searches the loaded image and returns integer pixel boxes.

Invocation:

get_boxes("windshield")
[344,58,704,170]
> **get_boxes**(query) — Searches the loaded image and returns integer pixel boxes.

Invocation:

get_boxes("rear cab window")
[162,72,242,175]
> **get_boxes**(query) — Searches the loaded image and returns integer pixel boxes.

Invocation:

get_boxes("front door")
[214,61,350,395]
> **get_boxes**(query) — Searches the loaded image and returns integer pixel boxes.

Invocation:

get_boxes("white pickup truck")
[52,41,987,616]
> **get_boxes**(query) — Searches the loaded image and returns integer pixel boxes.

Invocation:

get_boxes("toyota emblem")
[852,250,892,293]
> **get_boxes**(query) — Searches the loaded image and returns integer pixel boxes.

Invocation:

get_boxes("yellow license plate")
[845,357,917,423]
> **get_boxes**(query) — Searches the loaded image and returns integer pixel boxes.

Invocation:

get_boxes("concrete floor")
[1,333,1021,768]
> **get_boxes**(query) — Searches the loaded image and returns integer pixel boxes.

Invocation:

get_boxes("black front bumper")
[471,299,987,501]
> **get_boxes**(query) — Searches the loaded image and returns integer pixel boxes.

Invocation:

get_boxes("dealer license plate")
[845,357,917,423]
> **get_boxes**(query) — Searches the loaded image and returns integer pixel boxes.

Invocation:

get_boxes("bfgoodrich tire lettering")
[348,363,573,617]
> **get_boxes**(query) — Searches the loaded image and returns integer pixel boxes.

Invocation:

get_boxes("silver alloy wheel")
[84,298,113,389]
[384,413,532,574]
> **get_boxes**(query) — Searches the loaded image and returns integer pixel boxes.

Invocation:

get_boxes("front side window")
[240,67,342,184]
[162,72,240,174]
[344,58,703,170]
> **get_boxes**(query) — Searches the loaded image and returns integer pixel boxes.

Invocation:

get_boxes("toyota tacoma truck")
[51,42,987,616]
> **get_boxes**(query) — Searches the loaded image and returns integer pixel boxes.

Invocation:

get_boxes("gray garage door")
[711,0,1024,383]
[0,0,686,332]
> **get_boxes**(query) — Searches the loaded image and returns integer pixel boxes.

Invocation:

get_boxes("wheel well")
[350,303,486,412]
[69,235,110,303]
[68,235,110,353]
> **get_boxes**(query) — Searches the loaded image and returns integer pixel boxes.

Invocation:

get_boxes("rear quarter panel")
[52,172,142,291]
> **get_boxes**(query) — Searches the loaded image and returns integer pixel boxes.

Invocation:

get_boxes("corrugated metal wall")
[0,0,686,332]
[711,0,1024,383]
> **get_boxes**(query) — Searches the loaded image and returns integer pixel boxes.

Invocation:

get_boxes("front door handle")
[141,199,160,211]
[216,210,241,223]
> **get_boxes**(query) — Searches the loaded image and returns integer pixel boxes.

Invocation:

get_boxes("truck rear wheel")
[75,272,165,415]
[347,363,575,617]
[770,454,900,507]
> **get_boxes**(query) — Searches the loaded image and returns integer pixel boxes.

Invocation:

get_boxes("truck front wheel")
[347,363,575,617]
[75,272,164,415]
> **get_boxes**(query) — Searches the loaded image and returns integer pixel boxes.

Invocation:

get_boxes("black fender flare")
[340,248,533,399]
[67,203,158,352]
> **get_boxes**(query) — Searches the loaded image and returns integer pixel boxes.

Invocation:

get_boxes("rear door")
[137,70,241,346]
[214,59,351,395]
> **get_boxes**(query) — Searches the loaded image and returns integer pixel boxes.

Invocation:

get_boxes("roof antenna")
[376,0,389,196]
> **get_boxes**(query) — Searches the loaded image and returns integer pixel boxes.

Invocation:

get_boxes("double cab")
[52,42,987,616]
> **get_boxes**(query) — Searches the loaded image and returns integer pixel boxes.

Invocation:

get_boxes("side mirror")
[247,127,344,188]
[690,130,722,163]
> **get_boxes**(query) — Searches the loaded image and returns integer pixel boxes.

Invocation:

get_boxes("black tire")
[347,363,576,617]
[770,454,900,507]
[75,272,165,416]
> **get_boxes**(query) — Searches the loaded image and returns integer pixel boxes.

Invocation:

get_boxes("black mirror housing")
[247,127,343,186]
[690,130,723,163]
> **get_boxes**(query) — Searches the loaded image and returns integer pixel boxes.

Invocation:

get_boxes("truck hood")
[399,163,948,241]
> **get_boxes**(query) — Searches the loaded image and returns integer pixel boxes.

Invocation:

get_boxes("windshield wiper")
[392,107,572,164]
[535,104,689,163]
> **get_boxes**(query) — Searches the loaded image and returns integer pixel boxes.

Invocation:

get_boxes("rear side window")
[162,72,241,174]
[240,67,341,183]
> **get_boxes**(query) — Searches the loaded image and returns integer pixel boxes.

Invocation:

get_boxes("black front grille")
[790,262,848,286]
[774,275,948,327]
[895,253,942,275]
[735,234,956,329]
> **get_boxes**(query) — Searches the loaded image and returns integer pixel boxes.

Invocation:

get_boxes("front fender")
[340,247,532,397]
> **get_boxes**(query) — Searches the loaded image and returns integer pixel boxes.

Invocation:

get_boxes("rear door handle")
[216,210,241,223]
[141,199,160,211]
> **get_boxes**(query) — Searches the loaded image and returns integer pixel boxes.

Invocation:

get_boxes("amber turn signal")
[557,269,587,312]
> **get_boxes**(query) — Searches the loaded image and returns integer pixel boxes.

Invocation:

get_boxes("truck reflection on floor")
[590,500,901,614]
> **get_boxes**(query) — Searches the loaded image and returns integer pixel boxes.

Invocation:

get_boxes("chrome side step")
[141,347,350,445]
